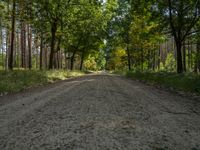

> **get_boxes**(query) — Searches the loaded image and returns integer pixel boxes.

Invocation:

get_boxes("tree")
[8,0,16,70]
[159,0,200,73]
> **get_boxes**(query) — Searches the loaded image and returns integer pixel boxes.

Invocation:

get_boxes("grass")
[123,71,200,95]
[0,70,86,94]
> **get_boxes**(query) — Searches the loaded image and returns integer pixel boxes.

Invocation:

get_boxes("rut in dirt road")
[0,74,200,150]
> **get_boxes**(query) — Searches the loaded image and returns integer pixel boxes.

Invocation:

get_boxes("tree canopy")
[0,0,200,73]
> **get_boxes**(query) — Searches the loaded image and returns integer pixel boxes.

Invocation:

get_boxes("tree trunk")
[80,51,85,71]
[8,0,16,70]
[0,18,4,69]
[176,41,183,73]
[71,50,76,70]
[45,45,48,69]
[5,30,9,70]
[187,39,190,70]
[60,50,63,69]
[17,32,20,69]
[153,49,156,71]
[49,20,57,69]
[157,44,161,71]
[53,53,57,69]
[196,41,200,73]
[35,38,39,69]
[191,43,193,70]
[56,36,61,69]
[57,52,60,69]
[21,22,26,68]
[28,25,32,70]
[64,51,68,69]
[182,41,186,72]
[40,33,43,70]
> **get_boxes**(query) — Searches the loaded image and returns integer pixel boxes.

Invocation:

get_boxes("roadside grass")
[119,71,200,95]
[0,70,86,94]
[109,70,127,76]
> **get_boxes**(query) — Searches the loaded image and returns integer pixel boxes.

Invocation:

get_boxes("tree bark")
[0,18,4,69]
[197,44,200,73]
[80,51,85,71]
[45,45,48,69]
[21,22,26,68]
[5,30,9,70]
[28,25,32,70]
[176,41,183,73]
[71,50,76,70]
[182,41,186,72]
[40,33,43,70]
[49,20,57,69]
[56,36,61,69]
[8,0,16,70]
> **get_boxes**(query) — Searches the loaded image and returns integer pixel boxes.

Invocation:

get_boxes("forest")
[0,0,200,73]
[1,1,200,149]
[0,0,200,93]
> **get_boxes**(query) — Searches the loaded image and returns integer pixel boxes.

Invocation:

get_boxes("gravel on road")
[0,74,200,150]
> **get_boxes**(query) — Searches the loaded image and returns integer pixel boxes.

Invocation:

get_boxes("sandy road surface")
[0,74,200,150]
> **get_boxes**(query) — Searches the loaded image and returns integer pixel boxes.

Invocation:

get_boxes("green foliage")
[84,56,97,71]
[107,47,127,70]
[126,71,200,94]
[105,0,164,71]
[0,70,85,94]
[96,50,106,70]
[83,50,106,71]
[163,52,176,72]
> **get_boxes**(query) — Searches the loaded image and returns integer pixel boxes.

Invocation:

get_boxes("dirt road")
[0,74,200,150]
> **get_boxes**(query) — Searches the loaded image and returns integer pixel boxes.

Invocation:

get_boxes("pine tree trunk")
[191,43,193,70]
[182,41,186,72]
[8,0,16,70]
[28,25,32,70]
[80,51,85,71]
[188,39,191,71]
[5,31,9,70]
[40,34,43,70]
[57,52,60,69]
[0,18,4,69]
[53,53,57,69]
[45,46,48,69]
[71,50,76,70]
[60,50,63,69]
[197,46,200,73]
[56,36,61,69]
[17,32,20,69]
[176,41,183,73]
[158,44,161,71]
[49,20,57,69]
[21,22,26,68]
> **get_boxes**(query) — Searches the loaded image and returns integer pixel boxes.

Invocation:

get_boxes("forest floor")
[0,73,200,150]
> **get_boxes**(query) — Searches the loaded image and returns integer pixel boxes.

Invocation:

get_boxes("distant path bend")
[0,74,200,150]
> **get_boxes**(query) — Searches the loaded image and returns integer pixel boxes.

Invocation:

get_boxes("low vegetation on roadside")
[0,70,85,94]
[125,71,200,95]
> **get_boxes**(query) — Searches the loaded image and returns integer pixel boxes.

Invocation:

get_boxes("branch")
[181,0,200,41]
[168,0,178,41]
